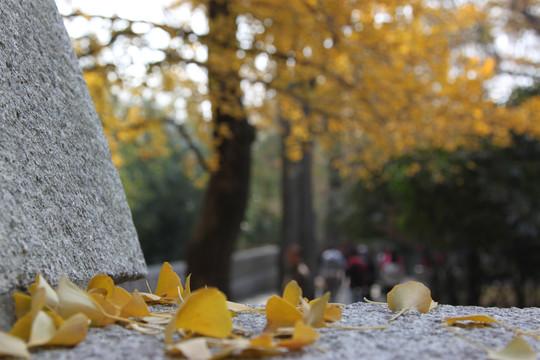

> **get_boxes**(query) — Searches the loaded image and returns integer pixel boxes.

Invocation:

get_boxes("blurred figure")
[283,244,311,294]
[378,247,405,294]
[346,244,375,302]
[319,247,346,302]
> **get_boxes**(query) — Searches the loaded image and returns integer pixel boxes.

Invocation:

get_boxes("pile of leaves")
[0,263,538,359]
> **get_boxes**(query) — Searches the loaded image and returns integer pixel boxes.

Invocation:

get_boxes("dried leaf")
[486,336,536,360]
[305,292,330,328]
[173,287,232,338]
[387,281,433,319]
[45,313,89,346]
[445,314,500,327]
[10,287,48,341]
[27,311,57,347]
[28,312,88,347]
[0,331,30,359]
[56,276,109,326]
[213,335,287,359]
[168,338,213,360]
[278,321,320,350]
[265,295,302,331]
[28,274,59,309]
[226,301,264,314]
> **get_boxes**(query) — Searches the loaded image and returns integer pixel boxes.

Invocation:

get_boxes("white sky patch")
[56,0,172,23]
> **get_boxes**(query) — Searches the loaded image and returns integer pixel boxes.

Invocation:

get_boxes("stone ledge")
[30,303,540,359]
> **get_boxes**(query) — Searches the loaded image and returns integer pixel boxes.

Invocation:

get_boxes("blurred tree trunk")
[325,148,343,246]
[186,0,255,295]
[279,122,316,299]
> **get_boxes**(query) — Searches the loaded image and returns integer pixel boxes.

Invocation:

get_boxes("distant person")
[346,244,375,302]
[319,247,346,302]
[283,244,311,294]
[378,248,405,294]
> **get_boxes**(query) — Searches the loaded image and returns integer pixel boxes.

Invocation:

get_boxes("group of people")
[284,243,406,303]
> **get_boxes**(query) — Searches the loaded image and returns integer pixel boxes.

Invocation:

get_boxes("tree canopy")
[58,0,540,293]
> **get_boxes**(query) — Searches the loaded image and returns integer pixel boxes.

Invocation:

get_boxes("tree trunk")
[186,0,255,295]
[279,121,316,298]
[324,149,343,246]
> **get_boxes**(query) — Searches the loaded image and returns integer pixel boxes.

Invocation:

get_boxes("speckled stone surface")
[30,303,540,359]
[0,0,146,331]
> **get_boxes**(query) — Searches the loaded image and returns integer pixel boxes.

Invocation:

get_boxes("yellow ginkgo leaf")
[0,331,30,359]
[154,262,183,299]
[486,336,536,360]
[182,273,192,300]
[387,281,433,321]
[174,287,232,338]
[56,276,108,325]
[13,293,32,320]
[109,286,133,309]
[324,304,343,323]
[278,321,320,350]
[249,333,276,348]
[9,311,34,341]
[45,313,89,347]
[265,295,302,331]
[168,338,212,360]
[226,301,264,314]
[87,274,115,299]
[304,292,330,328]
[28,274,59,309]
[27,311,56,347]
[445,314,500,327]
[120,290,152,318]
[282,280,302,307]
[10,287,48,341]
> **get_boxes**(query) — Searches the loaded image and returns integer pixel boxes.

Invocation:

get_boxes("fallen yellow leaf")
[282,280,302,307]
[487,336,536,360]
[173,287,232,338]
[168,338,212,360]
[155,262,183,300]
[0,331,30,359]
[387,281,434,321]
[28,274,59,309]
[44,313,89,346]
[265,295,302,331]
[278,321,320,350]
[120,290,152,318]
[87,274,115,299]
[445,314,500,327]
[304,292,330,328]
[56,276,109,326]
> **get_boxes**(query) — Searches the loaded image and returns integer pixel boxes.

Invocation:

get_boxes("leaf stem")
[388,309,407,322]
[363,297,387,305]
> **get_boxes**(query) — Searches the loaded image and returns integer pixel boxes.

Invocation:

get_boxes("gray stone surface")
[29,303,540,359]
[0,0,146,330]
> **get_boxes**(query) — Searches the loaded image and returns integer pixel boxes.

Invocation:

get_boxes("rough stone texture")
[0,0,146,330]
[29,303,540,359]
